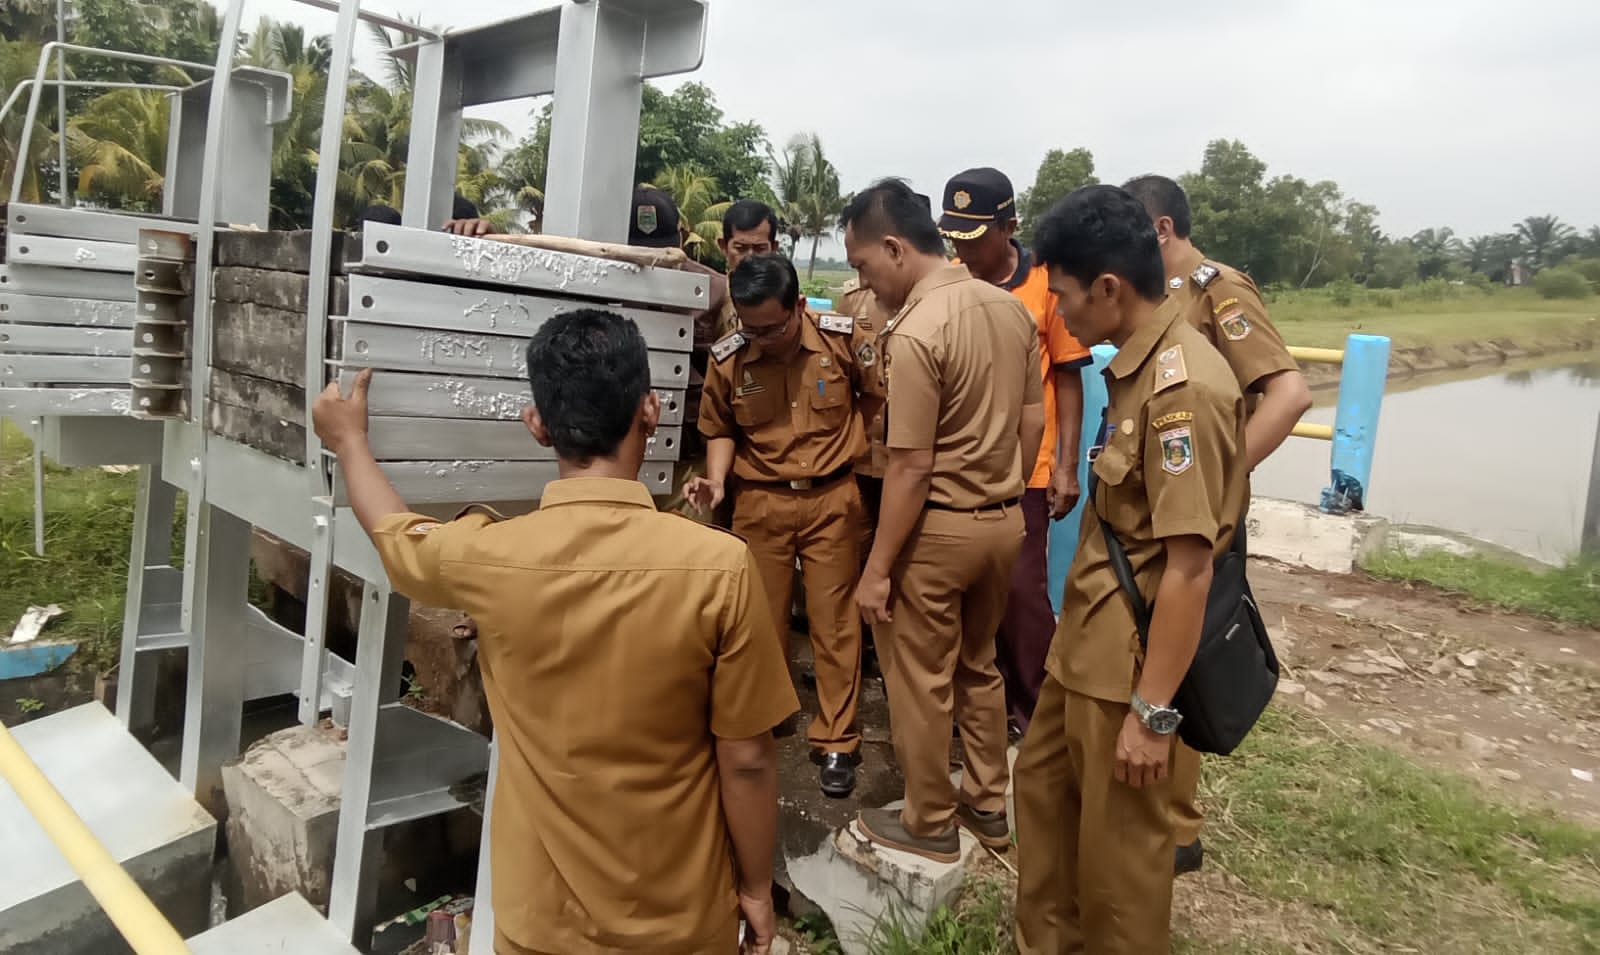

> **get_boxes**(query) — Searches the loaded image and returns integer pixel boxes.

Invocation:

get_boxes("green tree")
[769,134,847,280]
[1411,227,1463,280]
[1370,239,1420,289]
[635,82,770,204]
[65,87,170,210]
[68,0,221,86]
[651,165,728,264]
[1182,139,1270,274]
[1515,215,1576,272]
[0,39,56,203]
[1017,147,1097,244]
[0,0,58,45]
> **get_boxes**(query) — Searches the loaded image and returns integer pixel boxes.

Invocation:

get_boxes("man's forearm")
[865,451,932,578]
[705,436,736,484]
[1244,371,1313,472]
[1133,556,1212,706]
[717,748,778,894]
[1054,370,1085,467]
[333,437,411,534]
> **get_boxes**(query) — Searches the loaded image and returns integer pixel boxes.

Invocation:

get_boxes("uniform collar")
[892,263,971,327]
[539,476,659,511]
[1106,298,1183,380]
[1169,245,1206,288]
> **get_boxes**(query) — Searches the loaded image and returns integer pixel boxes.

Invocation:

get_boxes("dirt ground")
[1243,558,1600,825]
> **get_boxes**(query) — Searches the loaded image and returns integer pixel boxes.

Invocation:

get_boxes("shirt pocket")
[1092,438,1137,488]
[734,390,776,428]
[808,370,850,421]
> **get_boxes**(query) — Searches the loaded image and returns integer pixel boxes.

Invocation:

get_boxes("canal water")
[1251,358,1600,564]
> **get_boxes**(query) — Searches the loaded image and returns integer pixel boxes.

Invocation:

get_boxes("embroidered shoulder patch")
[818,313,854,334]
[1192,263,1221,288]
[711,331,747,363]
[1159,426,1194,475]
[1151,411,1194,430]
[1212,296,1240,316]
[1154,345,1189,393]
[1219,309,1252,341]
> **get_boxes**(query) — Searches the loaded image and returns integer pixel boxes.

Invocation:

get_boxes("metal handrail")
[0,720,189,954]
[0,79,185,128]
[289,0,443,39]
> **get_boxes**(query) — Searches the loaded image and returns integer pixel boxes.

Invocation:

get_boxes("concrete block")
[189,892,363,953]
[787,818,979,955]
[0,703,216,954]
[1247,496,1386,574]
[222,724,345,916]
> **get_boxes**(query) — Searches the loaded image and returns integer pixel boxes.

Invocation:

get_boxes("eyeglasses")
[743,314,794,341]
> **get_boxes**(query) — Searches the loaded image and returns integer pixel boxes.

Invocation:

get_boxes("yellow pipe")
[1292,422,1335,441]
[1288,345,1345,365]
[0,721,190,955]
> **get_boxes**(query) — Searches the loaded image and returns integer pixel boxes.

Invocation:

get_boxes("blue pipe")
[1321,334,1390,514]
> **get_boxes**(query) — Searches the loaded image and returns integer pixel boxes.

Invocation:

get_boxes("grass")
[1364,549,1600,629]
[809,270,1599,353]
[0,420,147,674]
[812,707,1599,954]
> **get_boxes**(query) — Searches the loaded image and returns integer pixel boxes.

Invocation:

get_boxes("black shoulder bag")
[1086,469,1280,755]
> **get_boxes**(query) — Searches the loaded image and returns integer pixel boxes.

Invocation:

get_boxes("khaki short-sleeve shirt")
[879,264,1042,509]
[698,309,884,482]
[1048,302,1247,703]
[1168,247,1298,397]
[371,478,798,953]
[839,280,893,478]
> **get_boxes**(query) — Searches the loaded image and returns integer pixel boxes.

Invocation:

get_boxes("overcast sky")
[233,0,1598,249]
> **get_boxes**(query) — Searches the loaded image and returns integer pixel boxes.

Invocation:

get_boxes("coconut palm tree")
[652,164,729,263]
[769,134,848,280]
[1515,215,1576,272]
[0,39,56,203]
[65,88,171,210]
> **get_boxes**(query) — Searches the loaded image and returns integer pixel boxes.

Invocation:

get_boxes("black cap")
[628,186,681,248]
[937,167,1016,240]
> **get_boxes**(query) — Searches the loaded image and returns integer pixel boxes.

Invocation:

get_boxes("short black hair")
[525,309,651,463]
[722,200,780,242]
[452,193,480,220]
[1032,185,1167,303]
[838,178,944,256]
[1121,174,1191,240]
[358,203,402,226]
[730,254,800,311]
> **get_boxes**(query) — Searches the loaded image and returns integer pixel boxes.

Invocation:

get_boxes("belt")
[925,496,1020,513]
[747,464,855,492]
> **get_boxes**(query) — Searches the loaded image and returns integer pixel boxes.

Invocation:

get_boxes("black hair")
[358,203,402,226]
[525,309,651,462]
[452,193,480,220]
[730,254,801,311]
[1121,174,1192,240]
[722,200,780,242]
[1032,185,1167,303]
[838,178,944,256]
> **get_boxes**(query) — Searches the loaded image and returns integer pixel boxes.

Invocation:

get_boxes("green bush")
[1370,290,1397,309]
[1534,267,1594,300]
[1328,278,1357,307]
[800,278,831,300]
[1463,271,1494,293]
[1566,258,1600,290]
[1402,278,1452,303]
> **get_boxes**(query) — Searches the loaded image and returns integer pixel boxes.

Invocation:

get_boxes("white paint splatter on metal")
[448,236,642,289]
[462,296,532,331]
[426,378,528,419]
[73,247,98,264]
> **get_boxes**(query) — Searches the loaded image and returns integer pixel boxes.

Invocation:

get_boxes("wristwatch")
[1131,692,1182,735]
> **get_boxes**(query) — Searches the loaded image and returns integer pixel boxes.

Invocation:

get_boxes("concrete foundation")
[1247,497,1386,574]
[787,818,979,955]
[189,892,363,953]
[0,703,216,954]
[222,724,346,916]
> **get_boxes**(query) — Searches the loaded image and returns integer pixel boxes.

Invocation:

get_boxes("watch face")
[1150,709,1182,735]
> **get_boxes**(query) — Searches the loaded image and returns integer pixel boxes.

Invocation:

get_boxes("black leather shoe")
[1175,839,1204,875]
[820,753,858,798]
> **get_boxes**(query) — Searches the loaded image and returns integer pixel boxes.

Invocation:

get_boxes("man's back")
[373,477,793,953]
[887,265,1041,508]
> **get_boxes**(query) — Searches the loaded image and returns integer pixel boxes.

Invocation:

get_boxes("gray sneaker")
[955,804,1011,851]
[857,809,960,864]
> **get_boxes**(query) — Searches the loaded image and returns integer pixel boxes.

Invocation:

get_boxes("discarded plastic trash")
[9,604,64,645]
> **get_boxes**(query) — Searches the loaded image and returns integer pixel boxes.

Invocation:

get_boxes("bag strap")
[1086,465,1153,648]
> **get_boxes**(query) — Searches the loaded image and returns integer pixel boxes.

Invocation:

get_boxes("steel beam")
[5,234,138,273]
[0,265,137,302]
[0,387,130,417]
[116,464,180,736]
[365,417,683,462]
[353,224,709,312]
[0,354,131,385]
[178,503,252,817]
[342,273,694,347]
[336,326,688,387]
[0,324,134,356]
[7,204,194,244]
[399,39,463,231]
[0,293,135,328]
[334,460,675,506]
[335,368,686,421]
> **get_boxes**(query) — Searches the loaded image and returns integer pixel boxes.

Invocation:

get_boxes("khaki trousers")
[734,478,864,755]
[1014,676,1178,955]
[1169,741,1204,844]
[876,504,1023,836]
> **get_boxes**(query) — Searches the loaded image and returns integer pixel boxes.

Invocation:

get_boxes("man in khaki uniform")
[1124,174,1312,873]
[689,254,885,798]
[842,178,1045,862]
[715,200,784,336]
[312,309,798,955]
[1013,185,1246,954]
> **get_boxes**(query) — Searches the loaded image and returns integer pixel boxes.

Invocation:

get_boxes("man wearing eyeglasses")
[688,254,885,798]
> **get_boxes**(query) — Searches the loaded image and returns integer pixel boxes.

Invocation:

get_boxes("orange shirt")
[964,243,1093,487]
